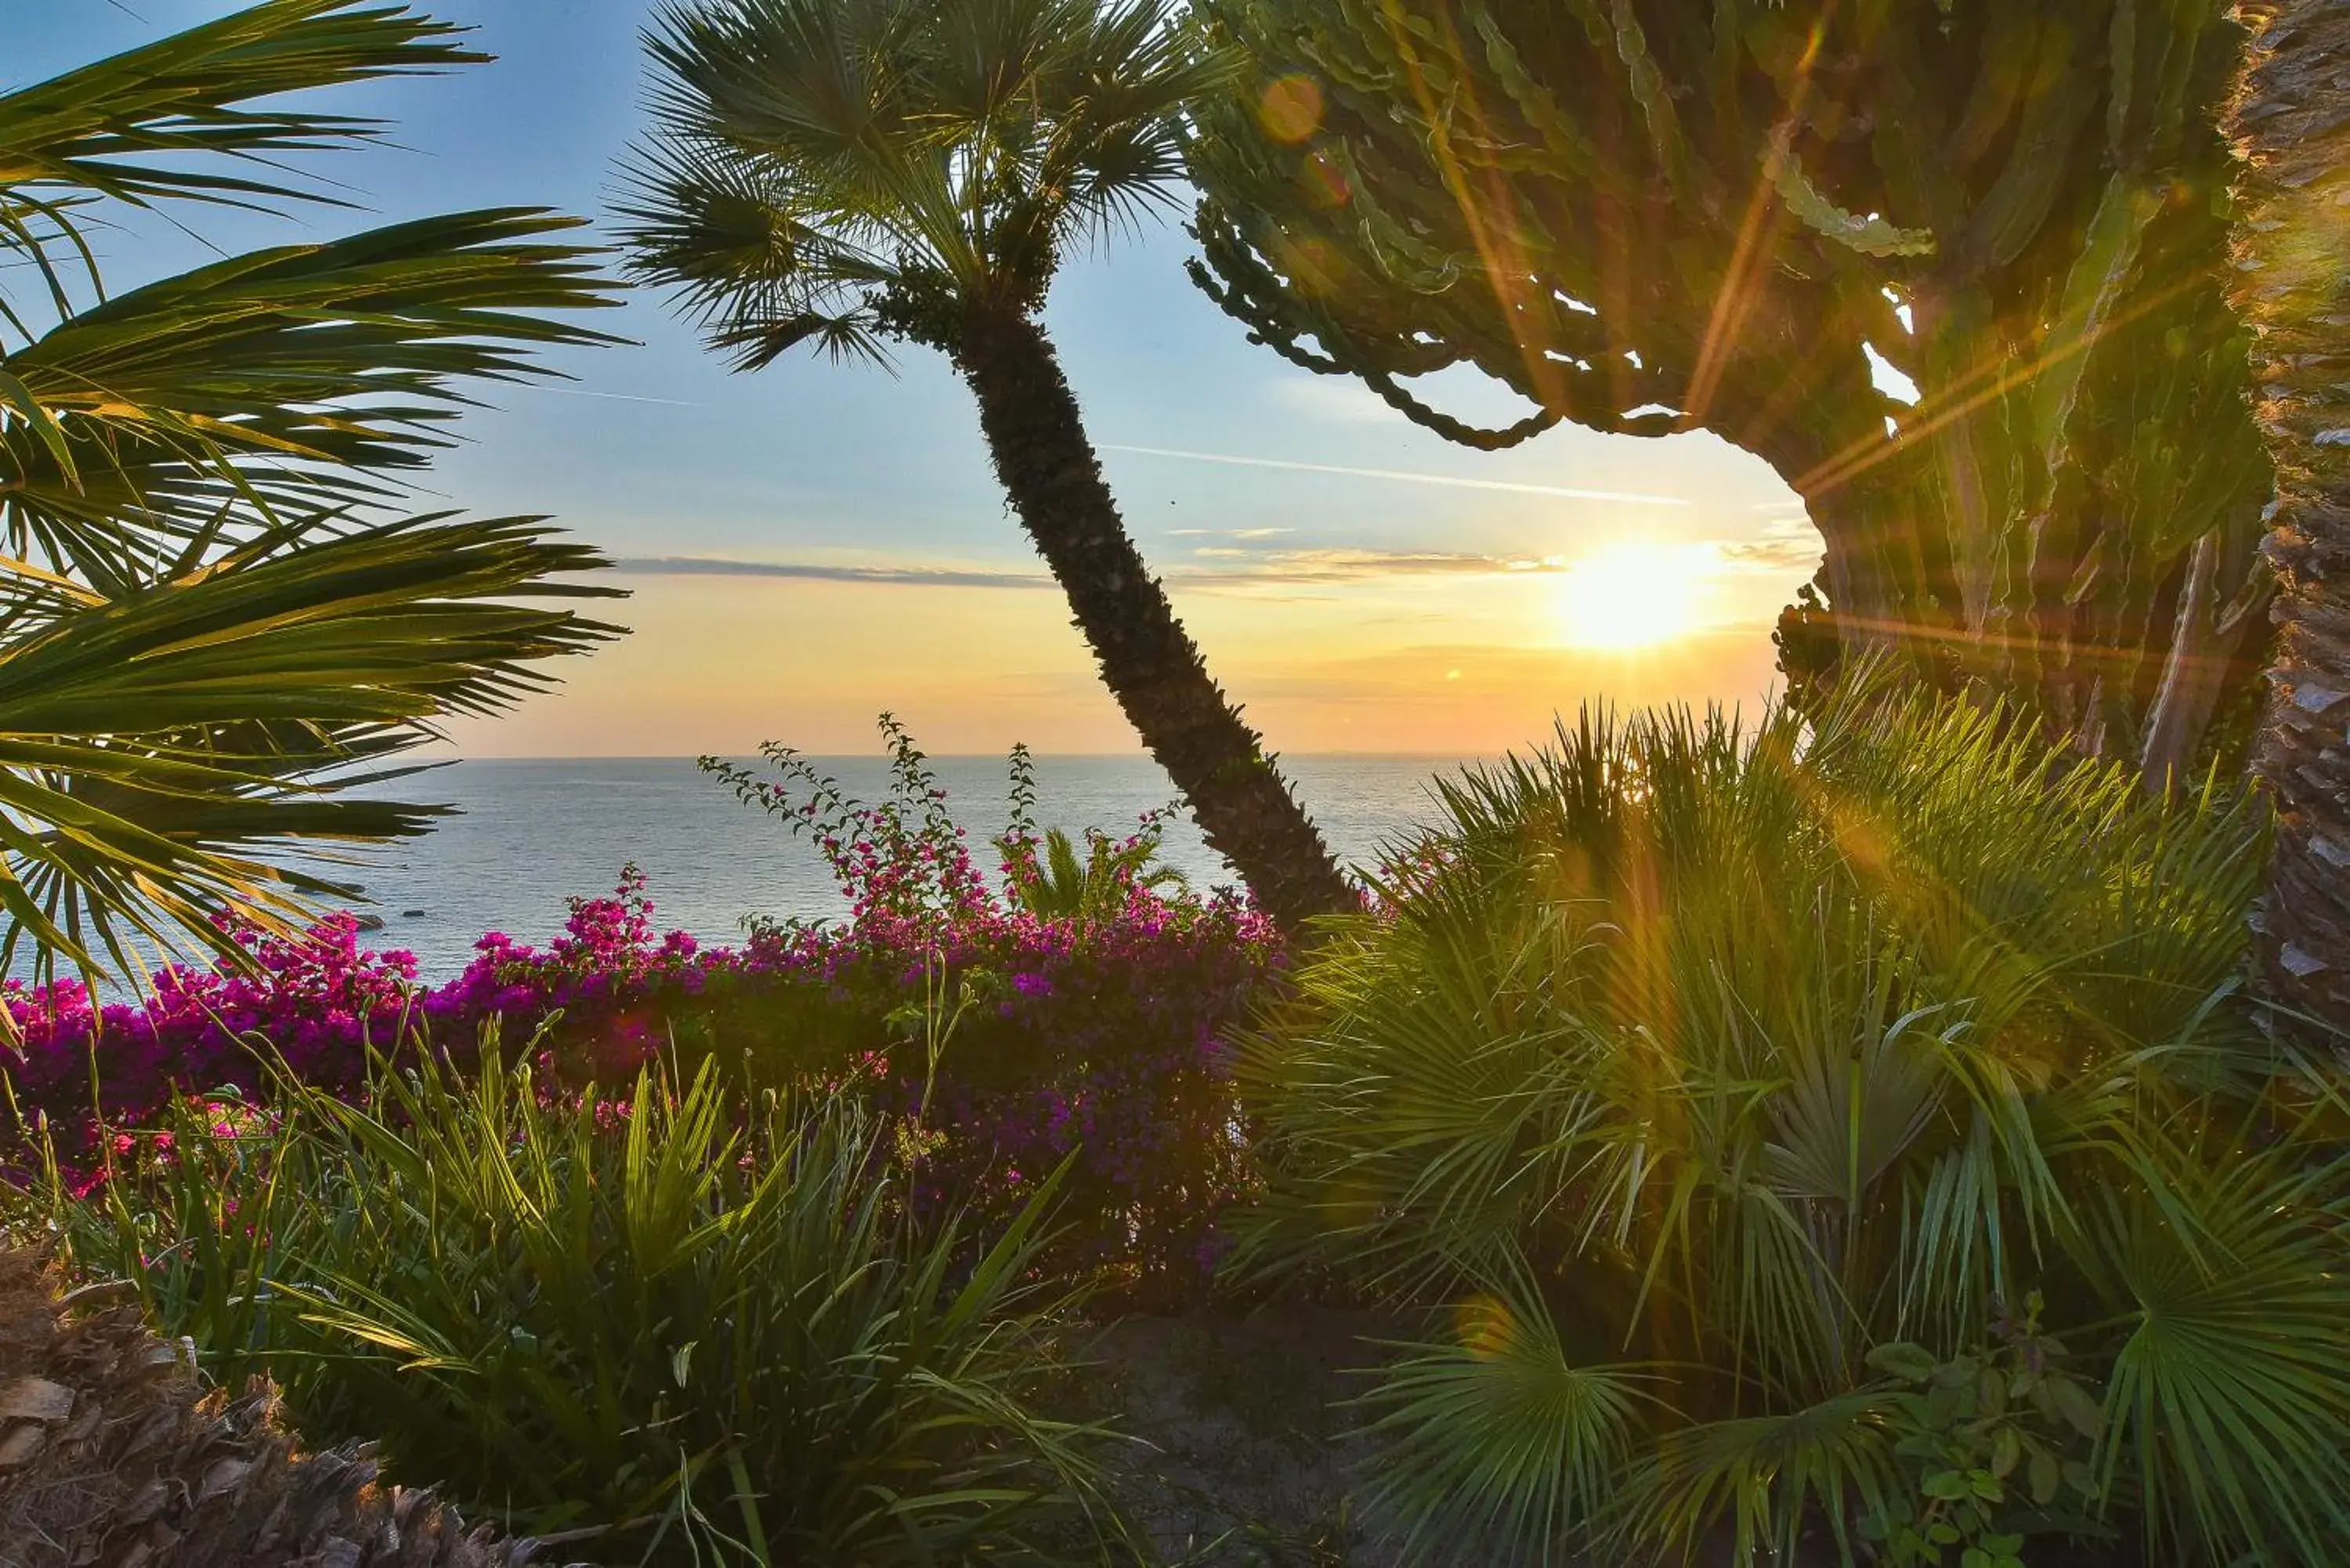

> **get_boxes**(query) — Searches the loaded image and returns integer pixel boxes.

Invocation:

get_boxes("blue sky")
[8,0,1814,756]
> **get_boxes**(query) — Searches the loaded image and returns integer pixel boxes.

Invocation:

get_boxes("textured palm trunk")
[949,301,1354,932]
[2231,0,2350,1026]
[0,1249,571,1567]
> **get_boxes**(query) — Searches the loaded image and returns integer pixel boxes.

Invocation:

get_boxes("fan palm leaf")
[1354,1264,1657,1566]
[0,2,624,986]
[2073,1123,2350,1562]
[0,512,619,981]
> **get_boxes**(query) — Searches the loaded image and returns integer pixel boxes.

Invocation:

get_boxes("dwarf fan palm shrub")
[998,745,1190,925]
[1232,682,2350,1565]
[1000,825,1185,924]
[10,1047,1123,1566]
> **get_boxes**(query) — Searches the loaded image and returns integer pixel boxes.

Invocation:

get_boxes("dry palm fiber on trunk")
[0,1249,573,1568]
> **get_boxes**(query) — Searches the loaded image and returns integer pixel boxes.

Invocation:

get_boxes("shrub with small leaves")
[1863,1295,2109,1568]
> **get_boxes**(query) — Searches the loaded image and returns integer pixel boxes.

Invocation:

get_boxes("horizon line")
[424,750,1503,762]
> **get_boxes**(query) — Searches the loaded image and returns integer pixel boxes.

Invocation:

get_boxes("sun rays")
[1551,544,1715,651]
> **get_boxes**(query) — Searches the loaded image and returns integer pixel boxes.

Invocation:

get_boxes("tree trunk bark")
[0,1248,565,1567]
[949,300,1354,933]
[2232,0,2350,1027]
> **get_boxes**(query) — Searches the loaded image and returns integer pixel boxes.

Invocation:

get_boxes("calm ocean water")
[315,755,1474,977]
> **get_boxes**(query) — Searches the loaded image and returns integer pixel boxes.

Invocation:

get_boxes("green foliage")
[1232,679,2350,1564]
[0,1,623,983]
[12,1043,1127,1566]
[1188,0,2273,771]
[1001,826,1188,923]
[1000,743,1189,924]
[620,0,1233,363]
[1350,1265,1651,1565]
[1860,1298,2107,1568]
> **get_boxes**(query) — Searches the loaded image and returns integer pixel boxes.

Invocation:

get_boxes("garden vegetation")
[5,2,2350,1567]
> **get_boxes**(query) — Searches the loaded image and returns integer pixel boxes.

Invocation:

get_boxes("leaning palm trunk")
[623,0,1356,933]
[0,1250,569,1567]
[952,302,1354,931]
[2230,0,2350,1025]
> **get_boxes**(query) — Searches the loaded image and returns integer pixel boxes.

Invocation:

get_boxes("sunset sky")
[13,0,1821,757]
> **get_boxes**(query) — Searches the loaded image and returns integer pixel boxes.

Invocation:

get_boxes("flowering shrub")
[3,726,1287,1299]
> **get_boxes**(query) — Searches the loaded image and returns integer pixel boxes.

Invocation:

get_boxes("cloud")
[613,547,1540,595]
[519,385,704,409]
[612,556,1054,589]
[1100,443,1689,507]
[1168,526,1295,540]
[1716,537,1824,572]
[1182,548,1535,585]
[615,536,1821,593]
[1711,514,1823,573]
[1235,631,1787,716]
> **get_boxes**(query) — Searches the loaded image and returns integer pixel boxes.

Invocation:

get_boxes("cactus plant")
[1188,0,2276,776]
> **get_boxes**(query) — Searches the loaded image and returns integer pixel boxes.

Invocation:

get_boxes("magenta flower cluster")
[4,746,1287,1299]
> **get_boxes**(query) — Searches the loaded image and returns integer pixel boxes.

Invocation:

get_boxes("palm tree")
[2230,1,2350,1030]
[0,0,624,984]
[618,0,1353,934]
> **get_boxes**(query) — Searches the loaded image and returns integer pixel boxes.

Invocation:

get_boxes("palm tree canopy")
[620,0,1231,367]
[623,0,1351,930]
[0,0,627,984]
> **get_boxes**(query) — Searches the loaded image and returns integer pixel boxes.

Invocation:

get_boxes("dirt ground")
[1067,1306,1414,1567]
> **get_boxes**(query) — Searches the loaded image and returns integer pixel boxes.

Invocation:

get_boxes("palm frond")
[1625,1393,1905,1568]
[0,2,627,992]
[0,513,620,983]
[2079,1128,2350,1562]
[623,0,1231,356]
[2,208,621,580]
[615,135,895,369]
[0,0,483,311]
[1354,1264,1659,1566]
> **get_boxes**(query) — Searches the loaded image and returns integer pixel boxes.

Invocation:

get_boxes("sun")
[1550,544,1710,650]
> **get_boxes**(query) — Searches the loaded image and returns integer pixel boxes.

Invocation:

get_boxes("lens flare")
[1259,74,1324,143]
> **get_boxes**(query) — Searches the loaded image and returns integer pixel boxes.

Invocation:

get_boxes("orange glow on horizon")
[436,569,1794,760]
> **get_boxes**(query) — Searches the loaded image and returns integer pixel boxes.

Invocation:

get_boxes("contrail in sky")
[523,385,703,407]
[613,557,1048,588]
[1100,444,1687,507]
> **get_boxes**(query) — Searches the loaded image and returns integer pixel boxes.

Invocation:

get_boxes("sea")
[313,755,1476,977]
